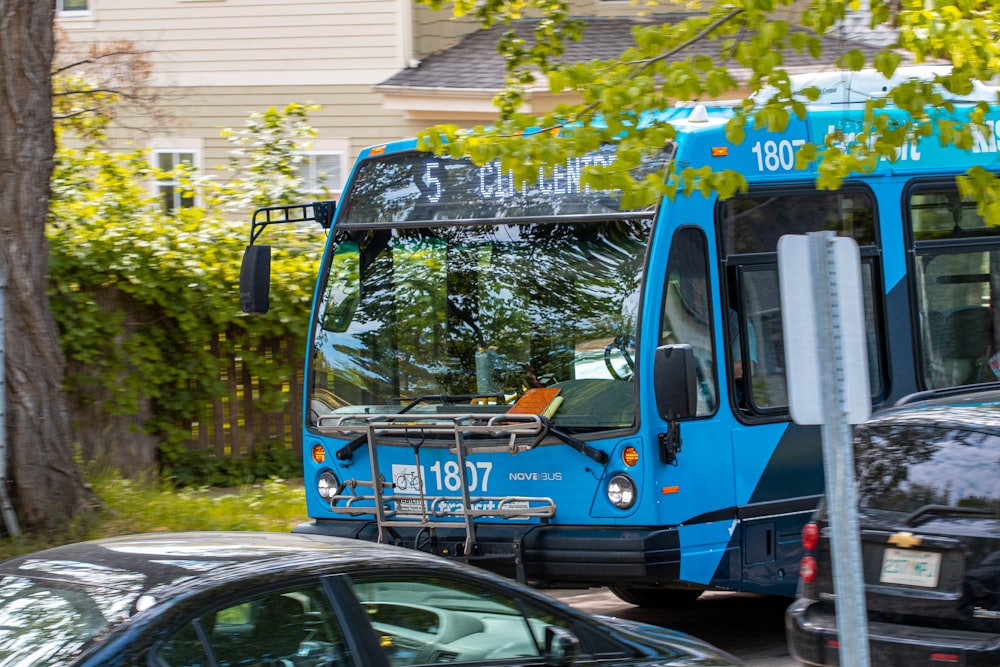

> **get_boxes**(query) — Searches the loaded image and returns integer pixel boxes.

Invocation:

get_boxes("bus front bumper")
[292,519,686,586]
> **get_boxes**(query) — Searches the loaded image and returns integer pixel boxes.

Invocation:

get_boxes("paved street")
[552,588,800,666]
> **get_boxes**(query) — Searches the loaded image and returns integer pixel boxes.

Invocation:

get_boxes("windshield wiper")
[400,395,610,464]
[904,504,998,526]
[541,420,609,464]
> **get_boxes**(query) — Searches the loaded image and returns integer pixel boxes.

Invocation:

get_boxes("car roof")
[866,387,1000,434]
[0,531,466,601]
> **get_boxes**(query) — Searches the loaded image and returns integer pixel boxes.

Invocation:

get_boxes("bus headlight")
[317,471,339,501]
[607,473,636,509]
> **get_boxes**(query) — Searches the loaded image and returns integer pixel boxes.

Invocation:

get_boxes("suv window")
[855,414,1000,513]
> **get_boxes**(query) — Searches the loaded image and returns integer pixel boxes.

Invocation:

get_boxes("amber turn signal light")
[622,446,639,466]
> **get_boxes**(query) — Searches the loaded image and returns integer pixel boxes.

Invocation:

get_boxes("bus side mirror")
[653,343,696,420]
[240,245,271,314]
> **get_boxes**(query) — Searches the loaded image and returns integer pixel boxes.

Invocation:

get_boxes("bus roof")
[757,65,1000,106]
[357,67,1000,181]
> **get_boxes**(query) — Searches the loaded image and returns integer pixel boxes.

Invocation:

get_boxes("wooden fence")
[179,334,305,459]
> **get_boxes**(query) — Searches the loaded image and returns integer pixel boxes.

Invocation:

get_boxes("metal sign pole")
[778,231,870,667]
[810,231,868,667]
[0,272,21,537]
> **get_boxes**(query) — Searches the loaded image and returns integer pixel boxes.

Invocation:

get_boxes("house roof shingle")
[377,14,897,93]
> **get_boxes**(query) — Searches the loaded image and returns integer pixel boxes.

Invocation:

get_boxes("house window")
[296,151,345,196]
[153,150,197,213]
[57,0,89,14]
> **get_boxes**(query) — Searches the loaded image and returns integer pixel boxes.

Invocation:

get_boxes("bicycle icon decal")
[391,464,424,494]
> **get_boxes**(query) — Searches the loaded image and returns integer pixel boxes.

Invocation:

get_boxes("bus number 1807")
[751,139,806,172]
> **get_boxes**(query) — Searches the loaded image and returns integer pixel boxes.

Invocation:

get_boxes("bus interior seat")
[942,305,996,384]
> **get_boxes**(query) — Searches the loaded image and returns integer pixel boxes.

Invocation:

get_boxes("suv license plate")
[880,547,942,587]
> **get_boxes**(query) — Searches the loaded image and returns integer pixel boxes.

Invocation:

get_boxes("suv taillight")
[801,522,820,551]
[800,555,818,582]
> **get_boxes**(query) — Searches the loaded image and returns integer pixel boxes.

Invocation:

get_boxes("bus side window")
[661,228,716,415]
[719,187,884,410]
[910,186,1000,389]
[915,249,1000,387]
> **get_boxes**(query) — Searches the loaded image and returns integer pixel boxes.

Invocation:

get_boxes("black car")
[0,531,741,666]
[786,388,1000,666]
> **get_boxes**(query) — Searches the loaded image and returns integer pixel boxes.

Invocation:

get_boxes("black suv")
[786,388,1000,666]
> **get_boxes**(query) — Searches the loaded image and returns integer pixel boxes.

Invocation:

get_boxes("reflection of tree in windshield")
[310,217,650,427]
[340,160,422,223]
[855,415,1000,513]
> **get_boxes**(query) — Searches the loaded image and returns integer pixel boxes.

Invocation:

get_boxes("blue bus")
[240,73,1000,605]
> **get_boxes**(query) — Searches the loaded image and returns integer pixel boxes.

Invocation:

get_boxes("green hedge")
[47,104,328,485]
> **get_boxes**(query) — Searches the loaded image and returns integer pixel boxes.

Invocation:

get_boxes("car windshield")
[855,415,1000,514]
[0,560,144,666]
[309,218,650,432]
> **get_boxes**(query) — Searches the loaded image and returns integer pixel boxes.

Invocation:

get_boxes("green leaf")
[837,49,867,71]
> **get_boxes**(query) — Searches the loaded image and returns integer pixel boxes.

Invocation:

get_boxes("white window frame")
[151,148,201,214]
[295,148,348,198]
[56,0,91,16]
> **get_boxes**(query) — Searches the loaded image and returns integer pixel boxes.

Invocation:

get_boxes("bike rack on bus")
[315,413,557,576]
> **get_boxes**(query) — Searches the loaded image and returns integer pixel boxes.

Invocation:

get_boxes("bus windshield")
[309,217,650,432]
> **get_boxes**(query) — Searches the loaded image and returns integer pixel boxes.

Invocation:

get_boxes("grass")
[0,470,309,561]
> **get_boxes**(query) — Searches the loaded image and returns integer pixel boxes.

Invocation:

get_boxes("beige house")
[54,0,668,206]
[56,1,886,208]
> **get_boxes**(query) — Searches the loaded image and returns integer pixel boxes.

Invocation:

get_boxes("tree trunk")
[0,1,97,530]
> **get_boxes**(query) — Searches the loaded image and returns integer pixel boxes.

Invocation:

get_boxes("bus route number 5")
[422,162,443,203]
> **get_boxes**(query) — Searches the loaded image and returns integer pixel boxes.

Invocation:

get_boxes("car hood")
[595,614,744,665]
